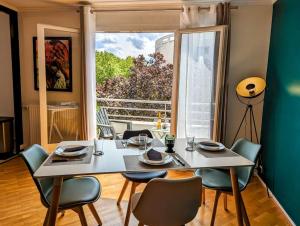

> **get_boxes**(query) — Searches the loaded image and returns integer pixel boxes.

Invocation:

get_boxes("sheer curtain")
[80,5,97,140]
[177,6,218,139]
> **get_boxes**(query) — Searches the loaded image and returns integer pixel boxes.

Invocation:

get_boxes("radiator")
[23,105,79,145]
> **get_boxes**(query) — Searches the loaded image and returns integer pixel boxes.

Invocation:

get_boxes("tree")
[96,52,173,120]
[95,51,133,84]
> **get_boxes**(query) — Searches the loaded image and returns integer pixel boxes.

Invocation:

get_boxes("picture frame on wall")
[33,37,72,92]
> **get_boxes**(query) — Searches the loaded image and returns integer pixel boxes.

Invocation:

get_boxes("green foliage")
[95,51,133,84]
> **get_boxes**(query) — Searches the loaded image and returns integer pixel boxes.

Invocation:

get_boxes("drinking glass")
[94,138,104,156]
[186,136,195,151]
[138,133,148,151]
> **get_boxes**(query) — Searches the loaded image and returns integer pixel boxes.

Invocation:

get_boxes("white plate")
[196,141,225,152]
[55,146,88,157]
[128,136,153,146]
[138,152,173,165]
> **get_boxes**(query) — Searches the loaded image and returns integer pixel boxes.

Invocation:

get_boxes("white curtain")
[81,6,97,140]
[177,6,218,139]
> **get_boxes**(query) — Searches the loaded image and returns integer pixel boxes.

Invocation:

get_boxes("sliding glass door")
[172,26,226,140]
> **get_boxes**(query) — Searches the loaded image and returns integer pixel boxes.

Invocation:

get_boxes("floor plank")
[0,157,291,226]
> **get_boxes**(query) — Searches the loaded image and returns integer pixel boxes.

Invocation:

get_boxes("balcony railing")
[97,98,172,122]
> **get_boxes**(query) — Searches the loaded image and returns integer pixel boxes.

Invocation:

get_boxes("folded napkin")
[146,149,162,161]
[62,146,87,152]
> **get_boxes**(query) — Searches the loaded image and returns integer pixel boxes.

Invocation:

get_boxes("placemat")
[44,146,93,166]
[196,148,239,158]
[115,139,165,149]
[123,153,190,171]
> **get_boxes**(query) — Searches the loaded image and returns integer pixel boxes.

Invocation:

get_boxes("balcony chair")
[117,129,168,226]
[96,107,132,139]
[131,177,202,226]
[195,138,261,226]
[20,144,102,226]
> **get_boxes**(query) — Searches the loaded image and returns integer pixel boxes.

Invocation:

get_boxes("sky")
[95,33,172,59]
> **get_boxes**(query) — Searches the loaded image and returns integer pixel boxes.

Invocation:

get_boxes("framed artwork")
[33,37,72,92]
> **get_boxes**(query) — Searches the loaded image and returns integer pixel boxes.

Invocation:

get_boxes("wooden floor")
[0,157,291,226]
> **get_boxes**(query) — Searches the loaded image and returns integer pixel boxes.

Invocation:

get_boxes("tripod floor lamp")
[231,76,266,146]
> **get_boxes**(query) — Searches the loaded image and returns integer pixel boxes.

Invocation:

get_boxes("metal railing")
[97,98,171,121]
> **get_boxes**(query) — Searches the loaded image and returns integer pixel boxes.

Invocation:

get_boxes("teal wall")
[261,0,300,224]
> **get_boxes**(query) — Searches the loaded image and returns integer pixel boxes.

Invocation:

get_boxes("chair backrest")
[231,138,261,190]
[132,177,202,226]
[96,108,113,137]
[123,129,153,140]
[20,144,53,207]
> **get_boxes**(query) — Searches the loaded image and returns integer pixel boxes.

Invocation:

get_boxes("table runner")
[44,146,93,166]
[115,138,165,149]
[123,153,190,171]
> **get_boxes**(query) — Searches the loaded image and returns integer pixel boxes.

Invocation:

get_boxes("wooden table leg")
[230,167,243,226]
[47,177,63,226]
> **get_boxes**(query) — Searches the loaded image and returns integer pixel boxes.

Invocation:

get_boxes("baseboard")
[255,173,296,226]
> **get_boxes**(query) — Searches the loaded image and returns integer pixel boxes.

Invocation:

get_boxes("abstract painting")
[33,37,72,91]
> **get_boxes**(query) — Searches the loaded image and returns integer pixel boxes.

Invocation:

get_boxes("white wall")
[225,5,272,146]
[0,12,14,117]
[18,10,81,146]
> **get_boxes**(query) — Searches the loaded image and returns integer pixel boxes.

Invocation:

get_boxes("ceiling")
[1,0,275,11]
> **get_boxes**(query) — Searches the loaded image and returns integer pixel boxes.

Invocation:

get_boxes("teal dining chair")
[20,144,102,226]
[195,138,261,226]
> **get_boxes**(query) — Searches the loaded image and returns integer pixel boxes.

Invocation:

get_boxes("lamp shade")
[236,76,266,98]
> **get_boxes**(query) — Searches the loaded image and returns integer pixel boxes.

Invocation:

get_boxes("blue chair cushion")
[195,168,244,192]
[46,176,101,209]
[122,171,167,183]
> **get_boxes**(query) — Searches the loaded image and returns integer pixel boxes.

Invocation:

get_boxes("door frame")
[37,24,80,148]
[0,5,23,153]
[170,25,227,140]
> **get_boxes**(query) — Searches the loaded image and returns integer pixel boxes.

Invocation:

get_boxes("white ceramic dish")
[128,136,153,146]
[138,152,173,165]
[55,145,88,157]
[196,141,225,152]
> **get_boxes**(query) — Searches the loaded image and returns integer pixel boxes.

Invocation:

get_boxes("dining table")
[34,138,254,226]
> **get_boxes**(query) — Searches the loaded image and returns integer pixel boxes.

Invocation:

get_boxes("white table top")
[34,139,254,178]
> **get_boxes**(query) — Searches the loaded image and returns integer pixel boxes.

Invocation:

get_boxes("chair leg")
[124,182,137,226]
[77,206,88,226]
[43,209,50,226]
[223,194,228,211]
[117,179,129,205]
[88,203,102,226]
[202,187,206,204]
[240,195,250,226]
[210,190,221,226]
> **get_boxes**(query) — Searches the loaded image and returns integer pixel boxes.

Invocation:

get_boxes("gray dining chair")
[117,129,168,226]
[20,144,102,226]
[131,177,202,226]
[96,107,132,139]
[195,138,261,226]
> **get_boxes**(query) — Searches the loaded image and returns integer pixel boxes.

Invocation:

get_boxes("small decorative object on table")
[165,134,175,153]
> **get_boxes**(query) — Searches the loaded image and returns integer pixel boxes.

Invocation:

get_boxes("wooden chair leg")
[117,179,129,205]
[124,182,137,226]
[223,194,228,211]
[240,195,250,226]
[202,187,206,204]
[43,209,50,226]
[88,203,102,226]
[77,206,88,226]
[210,190,221,226]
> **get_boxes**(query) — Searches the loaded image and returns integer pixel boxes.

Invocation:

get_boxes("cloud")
[95,40,105,49]
[138,33,158,41]
[101,38,117,44]
[126,37,144,50]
